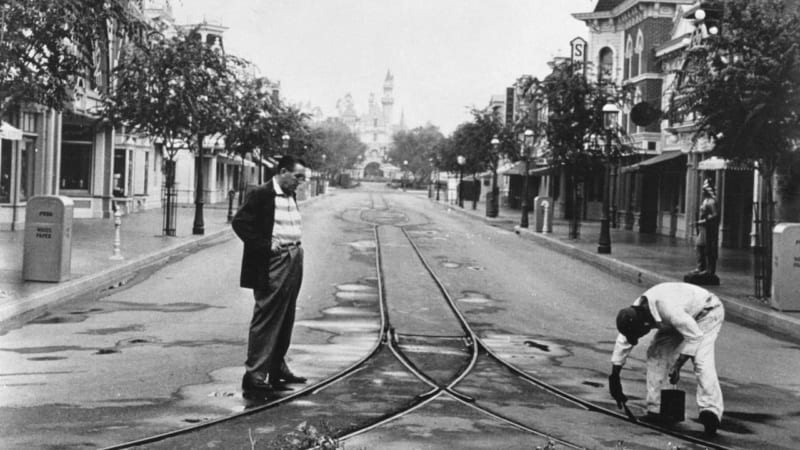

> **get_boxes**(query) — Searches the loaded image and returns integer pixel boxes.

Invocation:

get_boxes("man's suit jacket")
[231,179,297,290]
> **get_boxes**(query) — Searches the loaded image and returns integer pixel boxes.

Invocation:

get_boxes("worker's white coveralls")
[611,282,725,420]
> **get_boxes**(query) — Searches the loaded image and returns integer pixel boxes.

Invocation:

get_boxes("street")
[1,182,799,449]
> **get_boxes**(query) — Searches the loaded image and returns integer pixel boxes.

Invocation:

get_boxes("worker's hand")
[669,354,691,385]
[608,371,627,409]
[668,365,681,385]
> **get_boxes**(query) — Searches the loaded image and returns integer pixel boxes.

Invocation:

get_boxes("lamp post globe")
[598,102,619,254]
[282,133,290,150]
[456,155,466,208]
[402,160,408,191]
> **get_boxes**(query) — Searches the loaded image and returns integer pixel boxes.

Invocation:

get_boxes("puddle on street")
[337,283,376,292]
[161,278,381,421]
[28,302,220,327]
[481,333,570,365]
[27,356,67,361]
[322,306,379,317]
[295,319,380,333]
[347,240,376,252]
[442,262,461,269]
[79,324,145,335]
[335,291,379,301]
[457,297,491,304]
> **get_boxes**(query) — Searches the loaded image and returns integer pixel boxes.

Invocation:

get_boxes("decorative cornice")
[574,0,694,31]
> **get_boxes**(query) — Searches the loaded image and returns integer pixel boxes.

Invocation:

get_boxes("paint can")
[660,389,685,422]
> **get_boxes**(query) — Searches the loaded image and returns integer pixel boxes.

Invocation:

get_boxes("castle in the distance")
[338,70,406,179]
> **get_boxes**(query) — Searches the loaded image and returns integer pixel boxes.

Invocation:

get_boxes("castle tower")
[381,69,394,131]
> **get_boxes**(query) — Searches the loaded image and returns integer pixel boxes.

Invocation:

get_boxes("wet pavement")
[433,192,800,343]
[2,184,800,449]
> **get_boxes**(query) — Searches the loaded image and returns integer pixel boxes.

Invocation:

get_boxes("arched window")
[625,36,633,79]
[598,47,614,82]
[635,30,645,75]
[633,88,643,133]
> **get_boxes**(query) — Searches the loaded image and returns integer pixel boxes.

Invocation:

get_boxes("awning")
[697,156,750,171]
[217,154,256,167]
[529,165,555,176]
[620,151,685,173]
[500,161,554,176]
[0,121,23,141]
[499,161,527,175]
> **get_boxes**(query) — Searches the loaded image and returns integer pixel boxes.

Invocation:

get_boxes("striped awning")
[0,121,23,141]
[697,156,750,171]
[620,151,684,173]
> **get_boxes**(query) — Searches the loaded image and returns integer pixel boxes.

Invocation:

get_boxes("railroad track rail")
[105,196,735,450]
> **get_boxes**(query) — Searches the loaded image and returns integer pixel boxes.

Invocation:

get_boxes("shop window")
[598,47,614,82]
[1,140,11,203]
[143,152,149,195]
[20,138,35,201]
[61,142,92,192]
[127,150,134,196]
[114,148,126,196]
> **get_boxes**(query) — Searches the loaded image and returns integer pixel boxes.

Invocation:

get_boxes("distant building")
[337,70,406,179]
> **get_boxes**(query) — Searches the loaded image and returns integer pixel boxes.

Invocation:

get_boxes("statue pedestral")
[684,271,720,286]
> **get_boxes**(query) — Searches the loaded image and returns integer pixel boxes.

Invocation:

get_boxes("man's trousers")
[645,301,725,420]
[245,246,304,381]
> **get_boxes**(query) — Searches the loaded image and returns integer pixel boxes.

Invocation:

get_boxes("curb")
[433,199,800,343]
[0,227,234,327]
[0,192,329,328]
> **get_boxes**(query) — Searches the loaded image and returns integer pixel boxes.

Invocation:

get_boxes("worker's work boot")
[699,410,720,436]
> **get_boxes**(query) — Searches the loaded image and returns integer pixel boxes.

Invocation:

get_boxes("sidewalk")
[432,192,800,343]
[3,189,799,343]
[0,203,238,325]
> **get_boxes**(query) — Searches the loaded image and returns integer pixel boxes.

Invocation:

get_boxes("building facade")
[0,0,255,231]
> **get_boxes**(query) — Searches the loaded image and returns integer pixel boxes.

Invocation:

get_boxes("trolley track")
[104,196,737,449]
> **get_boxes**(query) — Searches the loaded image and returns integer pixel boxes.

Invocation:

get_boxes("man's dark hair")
[277,155,306,172]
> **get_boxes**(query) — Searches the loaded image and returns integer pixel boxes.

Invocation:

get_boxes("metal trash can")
[23,196,74,282]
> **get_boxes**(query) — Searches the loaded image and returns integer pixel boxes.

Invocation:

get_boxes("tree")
[309,119,366,182]
[670,0,800,296]
[539,59,629,236]
[388,125,445,188]
[103,26,245,235]
[0,0,141,116]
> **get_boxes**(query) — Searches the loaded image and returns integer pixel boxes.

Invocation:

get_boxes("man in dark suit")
[232,155,308,398]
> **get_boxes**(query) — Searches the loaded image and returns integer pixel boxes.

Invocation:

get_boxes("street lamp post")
[282,133,290,152]
[435,159,441,201]
[597,102,619,254]
[520,129,534,228]
[321,154,327,194]
[282,133,290,185]
[457,155,466,208]
[487,136,500,217]
[192,134,205,235]
[403,160,408,191]
[428,157,434,198]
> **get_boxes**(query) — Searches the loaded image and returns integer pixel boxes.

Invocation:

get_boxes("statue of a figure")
[685,178,720,285]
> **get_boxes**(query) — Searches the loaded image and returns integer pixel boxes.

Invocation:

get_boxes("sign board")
[771,223,800,311]
[505,87,515,125]
[23,196,74,282]
[570,37,588,77]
